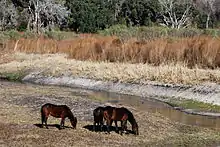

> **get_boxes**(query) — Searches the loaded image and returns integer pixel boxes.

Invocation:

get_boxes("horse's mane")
[66,107,74,119]
[57,104,75,120]
[123,107,137,125]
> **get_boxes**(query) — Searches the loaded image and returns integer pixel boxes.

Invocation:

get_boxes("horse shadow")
[83,125,135,135]
[34,123,73,130]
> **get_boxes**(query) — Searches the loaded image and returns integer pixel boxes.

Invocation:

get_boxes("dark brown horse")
[93,106,105,131]
[41,103,77,129]
[104,106,139,135]
[93,106,118,132]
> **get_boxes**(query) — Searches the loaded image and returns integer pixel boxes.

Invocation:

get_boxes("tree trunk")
[27,17,31,31]
[206,13,210,29]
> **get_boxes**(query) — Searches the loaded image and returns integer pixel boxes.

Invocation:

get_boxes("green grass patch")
[43,31,78,40]
[169,99,220,113]
[98,25,220,40]
[0,72,26,82]
[87,95,106,102]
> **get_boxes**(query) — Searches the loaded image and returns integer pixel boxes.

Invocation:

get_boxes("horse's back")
[104,106,115,114]
[41,103,55,108]
[41,103,72,117]
[119,107,134,117]
[42,103,70,110]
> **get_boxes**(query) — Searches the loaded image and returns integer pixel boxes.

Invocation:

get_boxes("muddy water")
[89,90,220,129]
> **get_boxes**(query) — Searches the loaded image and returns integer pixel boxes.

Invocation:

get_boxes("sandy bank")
[23,72,220,106]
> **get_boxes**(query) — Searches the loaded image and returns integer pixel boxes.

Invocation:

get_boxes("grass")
[0,71,26,82]
[3,35,220,69]
[1,52,220,85]
[1,28,220,69]
[169,99,220,113]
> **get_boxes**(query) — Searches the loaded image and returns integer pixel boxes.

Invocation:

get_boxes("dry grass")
[0,81,219,147]
[0,52,220,85]
[5,35,220,68]
[2,35,220,85]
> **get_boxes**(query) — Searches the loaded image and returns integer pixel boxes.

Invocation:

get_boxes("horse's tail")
[41,105,46,124]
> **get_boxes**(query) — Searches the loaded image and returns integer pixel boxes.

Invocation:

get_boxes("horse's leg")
[114,121,119,133]
[41,109,46,128]
[93,121,96,132]
[106,119,111,134]
[45,117,49,129]
[60,118,65,129]
[124,121,128,132]
[41,115,45,128]
[119,121,123,135]
[121,120,127,135]
[98,122,101,131]
[62,118,65,127]
[110,120,113,126]
[100,120,104,132]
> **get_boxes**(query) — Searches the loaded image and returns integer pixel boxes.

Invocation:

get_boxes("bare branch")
[159,0,192,29]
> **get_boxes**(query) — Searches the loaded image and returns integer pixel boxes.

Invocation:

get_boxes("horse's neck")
[128,115,137,126]
[67,111,74,119]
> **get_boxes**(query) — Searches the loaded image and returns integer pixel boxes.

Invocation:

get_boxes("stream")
[87,89,220,129]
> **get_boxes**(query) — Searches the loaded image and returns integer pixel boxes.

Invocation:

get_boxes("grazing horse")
[41,103,77,129]
[93,106,105,131]
[104,107,139,135]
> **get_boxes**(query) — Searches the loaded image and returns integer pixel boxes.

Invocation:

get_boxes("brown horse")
[93,106,105,131]
[104,106,139,135]
[41,103,77,129]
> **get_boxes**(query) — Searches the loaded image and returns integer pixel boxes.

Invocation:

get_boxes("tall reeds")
[6,35,220,69]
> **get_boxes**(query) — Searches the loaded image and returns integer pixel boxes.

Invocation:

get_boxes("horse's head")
[132,122,139,135]
[70,117,77,129]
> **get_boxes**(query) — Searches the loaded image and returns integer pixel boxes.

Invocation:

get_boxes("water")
[89,90,220,129]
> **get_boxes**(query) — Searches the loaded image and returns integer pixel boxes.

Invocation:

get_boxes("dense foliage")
[1,0,220,33]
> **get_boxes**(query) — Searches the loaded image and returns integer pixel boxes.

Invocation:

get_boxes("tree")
[158,0,192,29]
[118,0,160,26]
[66,0,115,33]
[193,0,216,28]
[0,0,18,31]
[11,0,69,32]
[108,0,126,21]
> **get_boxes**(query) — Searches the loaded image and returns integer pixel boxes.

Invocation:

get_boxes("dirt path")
[0,80,220,147]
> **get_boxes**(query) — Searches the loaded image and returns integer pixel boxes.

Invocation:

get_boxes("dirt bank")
[22,72,220,105]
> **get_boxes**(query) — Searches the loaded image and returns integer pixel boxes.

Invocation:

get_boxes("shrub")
[44,31,78,40]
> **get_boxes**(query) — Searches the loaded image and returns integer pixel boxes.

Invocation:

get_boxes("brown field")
[5,35,220,69]
[0,81,220,147]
